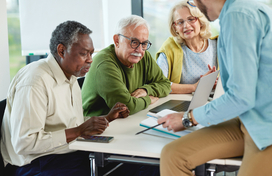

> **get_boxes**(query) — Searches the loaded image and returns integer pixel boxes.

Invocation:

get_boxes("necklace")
[196,39,206,53]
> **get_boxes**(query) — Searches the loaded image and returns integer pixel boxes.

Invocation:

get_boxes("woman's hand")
[202,64,216,77]
[193,64,217,90]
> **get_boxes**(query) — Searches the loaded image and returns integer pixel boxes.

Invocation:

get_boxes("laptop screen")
[149,70,219,113]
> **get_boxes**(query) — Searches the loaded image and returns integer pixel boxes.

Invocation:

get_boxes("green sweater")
[82,44,171,117]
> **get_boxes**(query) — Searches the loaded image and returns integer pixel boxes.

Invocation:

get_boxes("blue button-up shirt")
[194,0,272,150]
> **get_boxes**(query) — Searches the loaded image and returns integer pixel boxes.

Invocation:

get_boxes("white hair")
[115,15,150,35]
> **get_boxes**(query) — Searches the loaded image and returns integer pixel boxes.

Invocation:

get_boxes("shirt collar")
[46,53,77,85]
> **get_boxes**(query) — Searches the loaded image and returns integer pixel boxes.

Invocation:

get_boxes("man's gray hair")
[50,21,92,60]
[115,15,150,35]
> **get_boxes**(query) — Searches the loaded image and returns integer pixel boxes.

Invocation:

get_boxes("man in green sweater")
[82,15,171,118]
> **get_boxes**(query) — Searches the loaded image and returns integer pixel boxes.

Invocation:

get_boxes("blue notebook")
[140,109,204,138]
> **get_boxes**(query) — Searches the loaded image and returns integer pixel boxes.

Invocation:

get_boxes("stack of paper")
[147,109,177,119]
[141,109,204,139]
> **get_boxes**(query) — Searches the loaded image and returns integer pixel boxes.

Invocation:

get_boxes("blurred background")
[6,0,272,80]
[143,0,272,59]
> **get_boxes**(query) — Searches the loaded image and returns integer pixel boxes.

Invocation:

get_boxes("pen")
[135,122,165,135]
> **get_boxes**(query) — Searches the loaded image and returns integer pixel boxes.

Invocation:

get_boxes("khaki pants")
[160,117,272,176]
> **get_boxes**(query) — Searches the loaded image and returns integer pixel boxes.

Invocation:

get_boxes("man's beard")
[196,0,212,22]
[74,64,91,77]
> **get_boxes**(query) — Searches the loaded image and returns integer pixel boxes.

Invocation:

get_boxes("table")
[69,94,241,175]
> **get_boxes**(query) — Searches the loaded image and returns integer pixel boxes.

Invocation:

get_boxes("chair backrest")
[77,77,85,89]
[0,99,7,174]
[0,99,6,138]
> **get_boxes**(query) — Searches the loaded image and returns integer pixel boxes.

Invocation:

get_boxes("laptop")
[212,75,225,100]
[149,70,220,113]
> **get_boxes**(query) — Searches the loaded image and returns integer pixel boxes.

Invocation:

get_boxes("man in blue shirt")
[158,0,272,175]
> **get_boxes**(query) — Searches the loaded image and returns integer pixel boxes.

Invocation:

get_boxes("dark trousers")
[5,151,159,176]
[6,151,91,176]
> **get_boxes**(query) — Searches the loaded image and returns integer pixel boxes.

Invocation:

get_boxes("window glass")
[143,0,272,59]
[5,0,272,81]
[7,0,25,80]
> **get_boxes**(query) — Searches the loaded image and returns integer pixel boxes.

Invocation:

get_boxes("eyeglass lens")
[131,40,151,50]
[175,17,197,26]
[118,34,151,50]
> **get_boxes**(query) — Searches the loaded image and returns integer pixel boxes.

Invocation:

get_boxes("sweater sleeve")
[140,52,171,97]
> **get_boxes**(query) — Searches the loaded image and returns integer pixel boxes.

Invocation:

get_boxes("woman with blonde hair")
[156,0,217,94]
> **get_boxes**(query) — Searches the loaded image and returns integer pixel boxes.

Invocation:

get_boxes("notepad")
[147,109,177,119]
[143,129,179,140]
[140,109,204,139]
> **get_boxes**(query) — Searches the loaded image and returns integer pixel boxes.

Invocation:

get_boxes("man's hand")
[131,88,147,98]
[157,112,186,132]
[80,116,108,136]
[65,116,109,143]
[105,102,130,122]
[149,96,159,104]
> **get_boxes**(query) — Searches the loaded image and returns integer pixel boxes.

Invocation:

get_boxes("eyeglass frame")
[173,16,198,27]
[118,34,152,51]
[187,0,196,7]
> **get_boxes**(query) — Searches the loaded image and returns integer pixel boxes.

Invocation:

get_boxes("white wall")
[102,0,132,47]
[19,0,131,55]
[0,0,132,101]
[0,0,10,100]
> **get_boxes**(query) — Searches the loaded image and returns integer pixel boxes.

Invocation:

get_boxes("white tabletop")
[70,94,192,158]
[69,94,240,165]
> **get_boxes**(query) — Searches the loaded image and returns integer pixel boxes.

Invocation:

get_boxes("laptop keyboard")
[171,101,191,112]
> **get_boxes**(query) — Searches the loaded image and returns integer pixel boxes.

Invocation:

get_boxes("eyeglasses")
[118,34,152,50]
[173,16,198,27]
[187,0,196,7]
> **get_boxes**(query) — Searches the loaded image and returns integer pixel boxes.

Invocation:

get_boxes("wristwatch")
[182,110,195,128]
